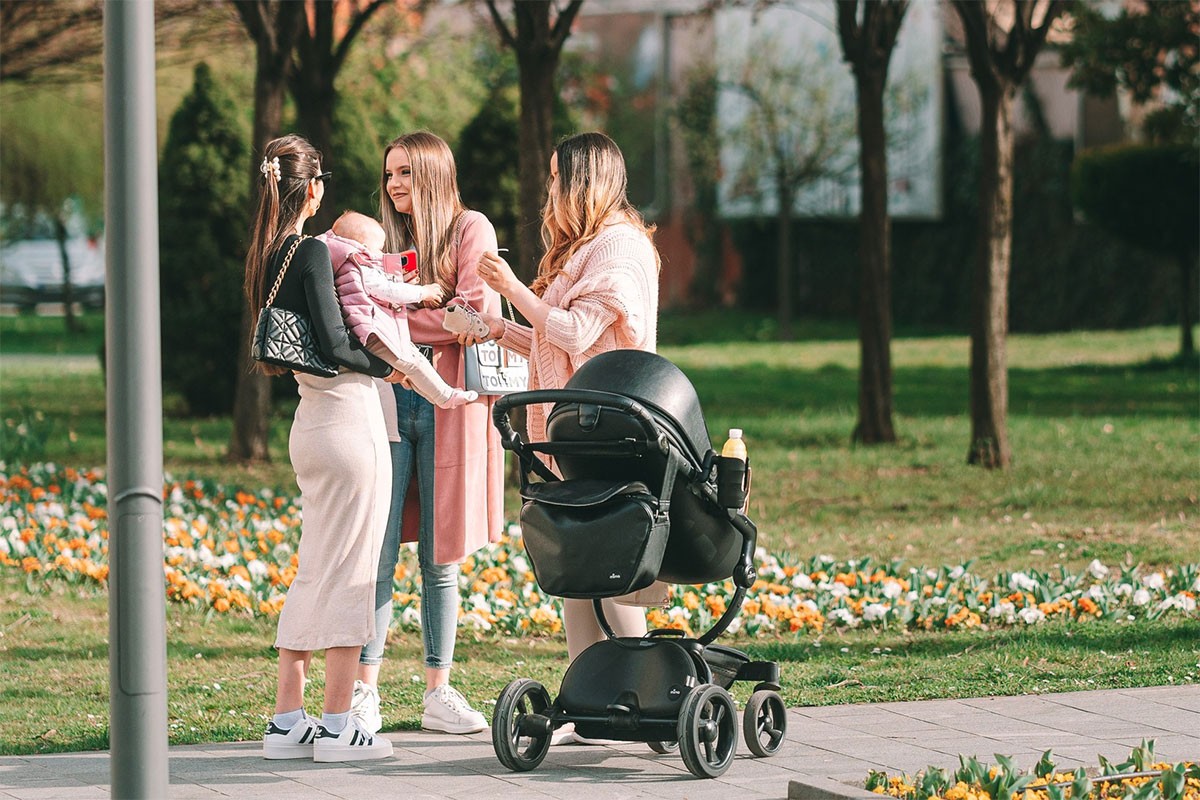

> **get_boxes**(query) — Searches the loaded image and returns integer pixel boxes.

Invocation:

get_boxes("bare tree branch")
[548,0,584,49]
[333,0,392,72]
[484,0,517,49]
[1,0,241,86]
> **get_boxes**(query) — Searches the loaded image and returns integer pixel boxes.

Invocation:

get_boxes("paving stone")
[1115,685,1200,710]
[787,772,878,800]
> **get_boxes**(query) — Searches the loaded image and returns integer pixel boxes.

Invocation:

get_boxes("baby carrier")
[490,350,786,778]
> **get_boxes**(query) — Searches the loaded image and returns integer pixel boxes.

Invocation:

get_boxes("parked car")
[0,236,105,311]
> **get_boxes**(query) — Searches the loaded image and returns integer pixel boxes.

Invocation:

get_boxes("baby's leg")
[365,338,477,409]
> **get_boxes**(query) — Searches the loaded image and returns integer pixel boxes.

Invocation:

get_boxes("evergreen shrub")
[158,63,248,416]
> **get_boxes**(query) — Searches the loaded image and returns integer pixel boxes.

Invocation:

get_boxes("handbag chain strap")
[452,211,516,324]
[263,235,310,308]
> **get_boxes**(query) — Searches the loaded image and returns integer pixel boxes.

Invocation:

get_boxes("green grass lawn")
[0,311,105,356]
[1,315,1197,755]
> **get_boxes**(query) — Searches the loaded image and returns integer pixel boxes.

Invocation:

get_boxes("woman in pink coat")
[351,131,504,736]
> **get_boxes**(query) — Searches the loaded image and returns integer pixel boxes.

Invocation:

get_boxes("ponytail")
[242,135,323,374]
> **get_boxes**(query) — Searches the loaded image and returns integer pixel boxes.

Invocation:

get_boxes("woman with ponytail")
[246,134,395,763]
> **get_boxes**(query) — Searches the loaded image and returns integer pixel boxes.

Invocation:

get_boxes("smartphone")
[382,249,418,275]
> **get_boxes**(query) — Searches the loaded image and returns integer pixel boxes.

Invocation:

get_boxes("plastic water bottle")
[721,428,747,461]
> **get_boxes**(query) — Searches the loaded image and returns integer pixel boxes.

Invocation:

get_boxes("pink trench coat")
[399,210,505,564]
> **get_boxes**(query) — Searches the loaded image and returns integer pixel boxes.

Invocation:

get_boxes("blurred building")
[567,0,1131,309]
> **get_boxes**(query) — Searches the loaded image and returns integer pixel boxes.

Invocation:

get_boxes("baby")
[320,211,477,409]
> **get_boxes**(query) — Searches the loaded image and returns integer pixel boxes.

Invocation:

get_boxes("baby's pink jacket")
[317,230,412,356]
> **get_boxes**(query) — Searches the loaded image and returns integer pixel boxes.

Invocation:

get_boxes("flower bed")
[1,463,1197,637]
[867,741,1199,800]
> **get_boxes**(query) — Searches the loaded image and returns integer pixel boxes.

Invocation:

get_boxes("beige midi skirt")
[275,370,390,651]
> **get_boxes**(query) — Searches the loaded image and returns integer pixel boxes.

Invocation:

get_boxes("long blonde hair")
[243,134,323,375]
[532,132,658,297]
[379,131,465,301]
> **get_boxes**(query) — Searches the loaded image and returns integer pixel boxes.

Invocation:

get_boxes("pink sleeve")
[498,319,533,358]
[408,211,501,346]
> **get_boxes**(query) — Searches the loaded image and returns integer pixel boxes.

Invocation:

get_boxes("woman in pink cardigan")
[468,132,664,740]
[351,132,504,737]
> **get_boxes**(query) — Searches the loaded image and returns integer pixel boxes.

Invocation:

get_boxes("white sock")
[321,710,350,734]
[273,708,305,729]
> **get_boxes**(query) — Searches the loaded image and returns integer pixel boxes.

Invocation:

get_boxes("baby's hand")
[421,283,445,305]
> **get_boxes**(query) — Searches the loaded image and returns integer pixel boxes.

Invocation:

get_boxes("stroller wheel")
[676,683,737,778]
[742,689,787,757]
[492,678,553,772]
[647,740,678,755]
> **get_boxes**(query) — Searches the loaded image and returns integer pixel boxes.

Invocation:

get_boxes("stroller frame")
[490,384,787,778]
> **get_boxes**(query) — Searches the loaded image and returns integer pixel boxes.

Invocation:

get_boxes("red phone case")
[382,249,418,275]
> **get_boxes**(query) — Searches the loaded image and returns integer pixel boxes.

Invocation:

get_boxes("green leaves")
[1034,749,1056,780]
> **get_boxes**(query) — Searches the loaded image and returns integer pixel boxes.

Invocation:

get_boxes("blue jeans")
[360,386,460,669]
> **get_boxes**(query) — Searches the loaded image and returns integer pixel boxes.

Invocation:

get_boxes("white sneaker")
[262,715,319,759]
[571,732,625,746]
[550,722,576,746]
[350,680,382,734]
[421,684,487,734]
[313,718,393,762]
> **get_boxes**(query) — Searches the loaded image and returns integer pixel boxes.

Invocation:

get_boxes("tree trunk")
[1179,249,1196,360]
[227,59,288,464]
[776,180,794,341]
[853,68,896,444]
[291,1,343,234]
[294,73,337,232]
[513,47,554,286]
[53,213,80,332]
[967,85,1015,469]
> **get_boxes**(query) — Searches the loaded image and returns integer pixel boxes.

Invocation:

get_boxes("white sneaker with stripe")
[313,717,393,762]
[262,716,319,759]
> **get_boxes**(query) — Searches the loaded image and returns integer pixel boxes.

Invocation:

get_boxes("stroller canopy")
[561,350,713,467]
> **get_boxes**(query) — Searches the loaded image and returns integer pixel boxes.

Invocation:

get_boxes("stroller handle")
[492,388,667,451]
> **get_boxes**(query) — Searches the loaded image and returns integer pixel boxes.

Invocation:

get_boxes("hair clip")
[260,156,281,183]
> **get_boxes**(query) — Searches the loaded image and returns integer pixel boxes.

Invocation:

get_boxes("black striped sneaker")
[262,716,318,759]
[313,718,394,762]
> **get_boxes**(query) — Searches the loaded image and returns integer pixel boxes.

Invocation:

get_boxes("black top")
[264,234,391,377]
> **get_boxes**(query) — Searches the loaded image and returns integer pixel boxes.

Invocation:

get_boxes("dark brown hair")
[243,135,322,374]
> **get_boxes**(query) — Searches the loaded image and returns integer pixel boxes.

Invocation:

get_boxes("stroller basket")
[519,478,669,598]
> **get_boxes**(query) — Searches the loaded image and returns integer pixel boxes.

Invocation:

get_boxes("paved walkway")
[2,685,1197,800]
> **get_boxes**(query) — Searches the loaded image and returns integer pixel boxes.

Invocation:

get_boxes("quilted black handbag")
[252,235,339,378]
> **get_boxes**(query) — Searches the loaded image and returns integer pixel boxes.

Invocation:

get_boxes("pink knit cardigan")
[498,221,660,446]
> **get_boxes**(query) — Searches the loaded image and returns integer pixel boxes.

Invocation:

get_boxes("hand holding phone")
[382,249,418,275]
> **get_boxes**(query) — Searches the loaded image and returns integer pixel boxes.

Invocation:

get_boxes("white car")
[0,236,105,310]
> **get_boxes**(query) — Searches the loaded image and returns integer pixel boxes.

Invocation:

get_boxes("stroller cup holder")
[489,351,786,779]
[715,454,750,509]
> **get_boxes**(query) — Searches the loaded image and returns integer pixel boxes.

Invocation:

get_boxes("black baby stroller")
[490,350,786,779]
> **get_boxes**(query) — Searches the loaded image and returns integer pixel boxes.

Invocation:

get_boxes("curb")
[788,774,878,800]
